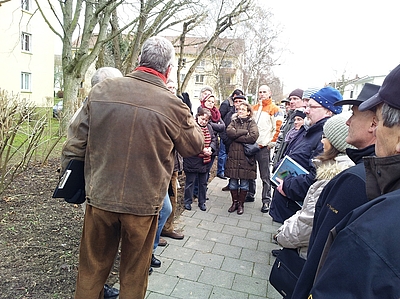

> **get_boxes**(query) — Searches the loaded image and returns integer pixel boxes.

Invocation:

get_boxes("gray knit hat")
[302,87,320,99]
[323,114,353,153]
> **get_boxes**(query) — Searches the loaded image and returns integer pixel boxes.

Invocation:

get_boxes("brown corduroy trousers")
[74,205,158,299]
[162,171,178,234]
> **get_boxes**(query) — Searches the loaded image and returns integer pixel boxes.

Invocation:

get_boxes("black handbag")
[243,142,260,156]
[269,248,306,299]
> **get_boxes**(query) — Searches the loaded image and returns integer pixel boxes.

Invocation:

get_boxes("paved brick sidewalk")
[142,176,282,299]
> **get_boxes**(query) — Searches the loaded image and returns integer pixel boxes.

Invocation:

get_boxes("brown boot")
[237,190,247,215]
[228,190,239,213]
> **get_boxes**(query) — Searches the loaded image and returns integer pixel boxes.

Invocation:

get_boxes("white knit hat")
[323,115,353,153]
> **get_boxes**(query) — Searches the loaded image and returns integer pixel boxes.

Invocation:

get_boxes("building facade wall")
[0,1,54,107]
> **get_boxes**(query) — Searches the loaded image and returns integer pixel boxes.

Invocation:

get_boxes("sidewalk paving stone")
[118,175,285,299]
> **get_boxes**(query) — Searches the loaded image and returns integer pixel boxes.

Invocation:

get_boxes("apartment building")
[0,0,54,106]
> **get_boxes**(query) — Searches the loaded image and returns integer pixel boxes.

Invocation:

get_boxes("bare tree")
[34,0,202,131]
[177,0,253,93]
[34,0,124,130]
[238,7,282,97]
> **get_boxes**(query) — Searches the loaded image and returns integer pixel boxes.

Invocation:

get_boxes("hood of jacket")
[314,155,354,181]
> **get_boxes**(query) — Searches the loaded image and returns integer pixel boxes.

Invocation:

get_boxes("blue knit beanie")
[310,86,343,114]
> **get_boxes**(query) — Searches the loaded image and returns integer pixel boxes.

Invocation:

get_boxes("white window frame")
[21,72,32,91]
[21,0,31,11]
[21,32,32,52]
[195,74,204,84]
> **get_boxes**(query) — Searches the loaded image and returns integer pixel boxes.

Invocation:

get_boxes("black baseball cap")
[359,64,400,111]
[334,83,380,106]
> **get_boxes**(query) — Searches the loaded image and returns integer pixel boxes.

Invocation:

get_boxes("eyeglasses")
[321,134,326,139]
[234,99,243,103]
[259,91,269,94]
[306,105,324,109]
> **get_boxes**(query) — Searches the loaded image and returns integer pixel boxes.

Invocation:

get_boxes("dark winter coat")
[273,109,296,167]
[292,145,375,299]
[225,115,259,180]
[308,154,400,298]
[269,117,329,224]
[183,123,217,174]
[219,97,236,151]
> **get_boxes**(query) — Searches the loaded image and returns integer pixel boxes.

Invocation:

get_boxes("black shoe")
[272,249,281,257]
[261,202,270,213]
[184,204,192,210]
[151,254,161,268]
[222,185,230,191]
[104,284,119,299]
[149,267,153,275]
[245,194,255,202]
[198,203,206,211]
[217,174,227,180]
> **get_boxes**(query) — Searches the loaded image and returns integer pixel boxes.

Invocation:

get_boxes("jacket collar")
[363,154,400,200]
[126,70,167,89]
[346,144,375,165]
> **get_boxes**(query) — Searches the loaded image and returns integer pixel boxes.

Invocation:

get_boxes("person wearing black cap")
[306,64,400,297]
[272,89,305,175]
[292,83,379,299]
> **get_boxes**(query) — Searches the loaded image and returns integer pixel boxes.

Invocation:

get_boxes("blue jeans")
[229,178,249,191]
[153,192,172,252]
[217,141,227,176]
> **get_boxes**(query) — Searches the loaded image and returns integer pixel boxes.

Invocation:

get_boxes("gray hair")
[139,36,175,75]
[199,85,214,98]
[91,67,123,87]
[381,103,400,128]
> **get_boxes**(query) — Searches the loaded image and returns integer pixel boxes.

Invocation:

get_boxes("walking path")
[143,176,282,299]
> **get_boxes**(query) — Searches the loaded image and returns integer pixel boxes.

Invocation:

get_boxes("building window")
[180,73,186,83]
[221,60,233,68]
[195,74,204,84]
[21,72,31,91]
[21,0,31,11]
[224,75,231,85]
[196,59,206,69]
[21,32,32,52]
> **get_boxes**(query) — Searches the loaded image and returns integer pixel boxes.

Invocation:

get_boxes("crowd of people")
[60,34,400,298]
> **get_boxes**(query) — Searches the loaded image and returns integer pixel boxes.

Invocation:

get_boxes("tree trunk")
[61,74,82,133]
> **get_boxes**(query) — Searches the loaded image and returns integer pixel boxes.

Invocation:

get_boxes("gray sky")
[265,0,400,93]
